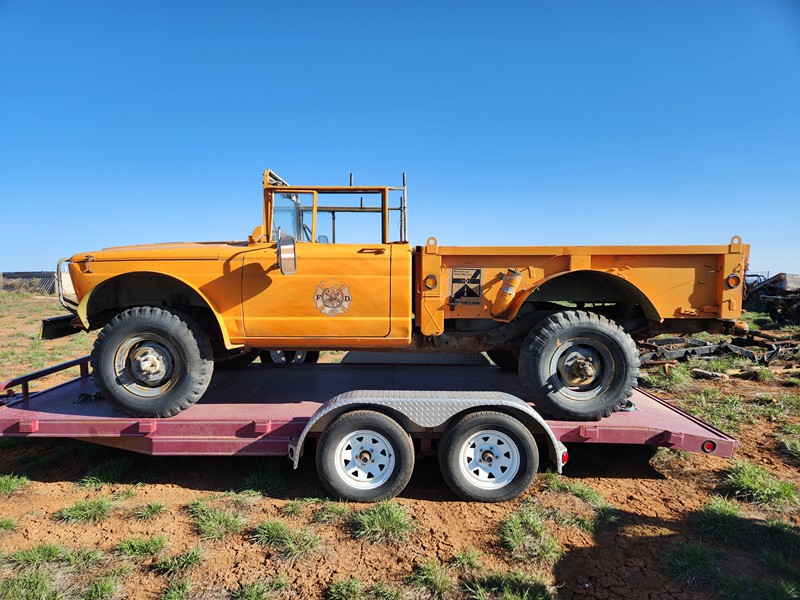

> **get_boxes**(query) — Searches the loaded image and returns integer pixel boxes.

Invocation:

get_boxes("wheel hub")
[129,343,173,386]
[557,347,601,386]
[459,431,520,490]
[333,430,395,490]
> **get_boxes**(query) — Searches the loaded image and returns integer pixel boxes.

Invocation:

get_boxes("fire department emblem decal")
[314,279,352,317]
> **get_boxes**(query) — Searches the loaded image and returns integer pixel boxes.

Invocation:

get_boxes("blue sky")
[1,1,799,273]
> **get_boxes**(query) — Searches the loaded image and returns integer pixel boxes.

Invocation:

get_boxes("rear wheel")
[439,411,538,502]
[316,410,414,502]
[91,306,214,417]
[519,310,639,421]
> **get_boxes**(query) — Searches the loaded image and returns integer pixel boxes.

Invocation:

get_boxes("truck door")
[241,241,393,339]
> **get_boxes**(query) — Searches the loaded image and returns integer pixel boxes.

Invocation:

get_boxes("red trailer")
[0,354,736,502]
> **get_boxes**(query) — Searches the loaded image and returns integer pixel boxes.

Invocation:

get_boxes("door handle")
[358,248,387,254]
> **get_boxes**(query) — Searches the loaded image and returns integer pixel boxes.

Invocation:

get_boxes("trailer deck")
[0,356,737,459]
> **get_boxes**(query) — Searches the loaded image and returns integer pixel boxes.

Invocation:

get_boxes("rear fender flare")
[505,270,662,322]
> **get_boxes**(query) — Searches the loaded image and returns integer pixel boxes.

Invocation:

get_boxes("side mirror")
[277,235,297,275]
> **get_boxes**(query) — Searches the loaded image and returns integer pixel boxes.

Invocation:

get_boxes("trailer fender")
[288,390,566,473]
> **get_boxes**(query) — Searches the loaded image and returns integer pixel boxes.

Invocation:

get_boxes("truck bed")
[0,356,737,459]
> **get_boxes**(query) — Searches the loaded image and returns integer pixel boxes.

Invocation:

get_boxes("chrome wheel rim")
[458,429,520,490]
[333,429,395,490]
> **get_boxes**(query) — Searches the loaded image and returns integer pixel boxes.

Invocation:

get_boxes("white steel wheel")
[333,429,395,490]
[457,429,521,490]
[439,411,538,502]
[316,410,414,502]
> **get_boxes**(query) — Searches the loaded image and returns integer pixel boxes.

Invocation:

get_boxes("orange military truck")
[45,170,749,422]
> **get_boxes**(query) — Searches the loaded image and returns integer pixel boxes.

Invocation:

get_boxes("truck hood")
[69,241,249,262]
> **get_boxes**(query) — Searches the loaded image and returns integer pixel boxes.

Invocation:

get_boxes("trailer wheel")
[519,310,639,421]
[216,349,260,370]
[439,411,538,502]
[91,306,214,417]
[487,350,519,372]
[263,350,320,364]
[316,410,414,502]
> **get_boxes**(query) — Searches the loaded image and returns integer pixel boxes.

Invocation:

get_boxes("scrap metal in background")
[639,332,799,365]
[745,272,800,325]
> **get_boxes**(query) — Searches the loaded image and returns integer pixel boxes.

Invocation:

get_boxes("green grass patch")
[664,541,798,600]
[0,473,30,495]
[186,498,244,540]
[313,500,349,524]
[724,460,798,506]
[451,546,482,570]
[689,496,745,544]
[241,462,287,497]
[251,520,321,561]
[641,362,691,393]
[80,574,119,600]
[279,500,304,517]
[78,458,131,489]
[230,576,290,599]
[778,438,800,465]
[116,534,168,559]
[350,502,415,544]
[64,548,105,572]
[0,517,17,532]
[538,473,619,530]
[152,546,203,576]
[499,507,562,566]
[406,559,456,599]
[6,543,65,566]
[158,580,192,600]
[55,497,115,523]
[325,577,400,600]
[132,502,165,520]
[463,570,556,600]
[0,570,62,600]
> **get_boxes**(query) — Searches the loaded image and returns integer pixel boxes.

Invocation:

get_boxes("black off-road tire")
[316,410,414,502]
[487,350,519,372]
[91,306,214,417]
[519,310,640,421]
[439,411,538,502]
[216,348,260,370]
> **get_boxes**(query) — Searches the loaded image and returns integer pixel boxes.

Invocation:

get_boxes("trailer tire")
[316,410,414,502]
[519,310,639,421]
[91,306,214,417]
[439,411,538,502]
[487,350,519,372]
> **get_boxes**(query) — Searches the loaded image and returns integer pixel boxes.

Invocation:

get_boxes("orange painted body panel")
[63,172,748,349]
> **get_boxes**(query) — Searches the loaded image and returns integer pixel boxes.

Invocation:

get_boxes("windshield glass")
[272,193,301,240]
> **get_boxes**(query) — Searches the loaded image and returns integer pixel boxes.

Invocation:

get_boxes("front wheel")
[519,310,640,421]
[439,411,538,502]
[91,306,214,417]
[316,411,414,502]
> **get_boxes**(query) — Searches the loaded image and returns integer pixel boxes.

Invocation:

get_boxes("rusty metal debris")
[639,331,799,365]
